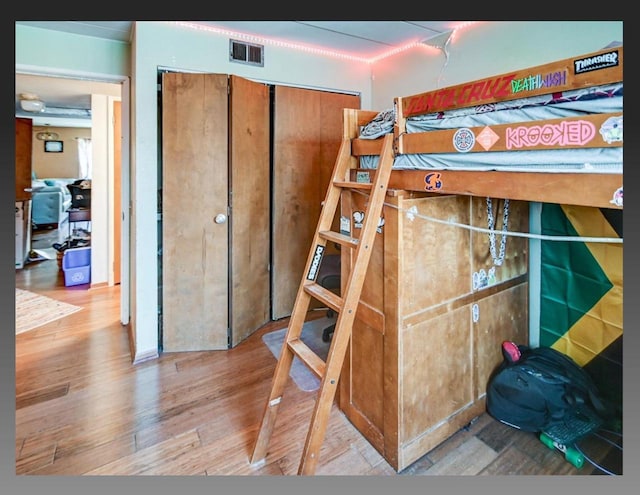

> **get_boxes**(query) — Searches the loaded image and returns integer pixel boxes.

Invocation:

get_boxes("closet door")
[162,73,230,351]
[271,87,359,319]
[228,75,270,346]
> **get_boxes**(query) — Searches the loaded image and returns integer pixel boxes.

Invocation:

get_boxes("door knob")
[214,213,227,224]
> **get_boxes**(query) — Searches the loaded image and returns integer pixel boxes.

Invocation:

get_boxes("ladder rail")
[250,133,395,475]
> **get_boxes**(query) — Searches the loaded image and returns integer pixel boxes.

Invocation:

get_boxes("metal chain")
[486,197,509,266]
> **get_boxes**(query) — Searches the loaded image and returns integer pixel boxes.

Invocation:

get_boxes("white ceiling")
[15,20,465,126]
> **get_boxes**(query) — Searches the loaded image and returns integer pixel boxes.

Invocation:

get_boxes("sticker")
[353,211,365,229]
[356,171,371,183]
[424,172,442,191]
[599,116,623,144]
[511,70,567,94]
[506,120,596,149]
[487,267,497,286]
[574,50,619,74]
[472,304,479,323]
[406,205,418,221]
[340,215,351,234]
[477,126,500,151]
[453,128,475,153]
[610,187,623,207]
[473,269,488,291]
[306,244,325,281]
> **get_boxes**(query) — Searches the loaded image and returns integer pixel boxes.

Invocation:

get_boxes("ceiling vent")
[229,39,264,67]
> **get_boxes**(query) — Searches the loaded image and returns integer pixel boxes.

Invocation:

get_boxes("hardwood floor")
[15,229,622,476]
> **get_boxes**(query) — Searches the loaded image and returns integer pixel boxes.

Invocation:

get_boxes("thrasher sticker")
[574,50,619,74]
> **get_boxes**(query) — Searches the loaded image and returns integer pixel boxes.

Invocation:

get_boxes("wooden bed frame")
[347,45,623,210]
[335,46,623,472]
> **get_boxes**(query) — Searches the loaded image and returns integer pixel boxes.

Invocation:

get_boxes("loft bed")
[346,45,623,210]
[335,46,623,472]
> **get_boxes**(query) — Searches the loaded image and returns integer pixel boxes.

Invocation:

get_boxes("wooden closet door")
[228,75,270,346]
[271,87,359,319]
[162,73,229,351]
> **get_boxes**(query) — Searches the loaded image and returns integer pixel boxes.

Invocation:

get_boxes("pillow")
[44,179,56,186]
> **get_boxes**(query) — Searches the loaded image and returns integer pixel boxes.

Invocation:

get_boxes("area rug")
[28,247,58,262]
[15,288,82,335]
[262,316,335,392]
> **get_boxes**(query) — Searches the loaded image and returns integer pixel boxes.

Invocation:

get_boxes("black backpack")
[486,342,609,434]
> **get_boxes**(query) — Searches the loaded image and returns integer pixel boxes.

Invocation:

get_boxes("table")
[67,208,91,239]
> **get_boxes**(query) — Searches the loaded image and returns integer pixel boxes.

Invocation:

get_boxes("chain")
[486,197,509,266]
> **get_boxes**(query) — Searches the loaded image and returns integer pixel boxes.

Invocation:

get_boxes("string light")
[169,21,479,64]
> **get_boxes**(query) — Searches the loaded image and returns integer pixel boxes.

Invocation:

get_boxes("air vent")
[229,39,264,67]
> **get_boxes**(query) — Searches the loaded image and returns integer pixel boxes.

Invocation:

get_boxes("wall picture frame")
[44,140,64,153]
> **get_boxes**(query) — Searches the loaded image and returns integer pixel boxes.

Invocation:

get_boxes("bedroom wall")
[15,24,129,77]
[130,21,374,359]
[370,20,623,110]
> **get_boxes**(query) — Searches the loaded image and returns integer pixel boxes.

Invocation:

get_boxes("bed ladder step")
[249,133,395,475]
[318,230,358,249]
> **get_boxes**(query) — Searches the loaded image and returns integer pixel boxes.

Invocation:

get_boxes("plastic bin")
[62,246,91,286]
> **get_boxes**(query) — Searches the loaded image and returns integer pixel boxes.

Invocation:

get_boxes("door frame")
[15,65,131,324]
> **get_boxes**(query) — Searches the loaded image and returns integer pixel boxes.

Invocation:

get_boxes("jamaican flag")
[540,204,622,417]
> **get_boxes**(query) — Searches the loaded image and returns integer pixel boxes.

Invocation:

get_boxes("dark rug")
[262,315,335,392]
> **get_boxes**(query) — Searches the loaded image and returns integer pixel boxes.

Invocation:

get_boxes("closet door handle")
[214,213,227,224]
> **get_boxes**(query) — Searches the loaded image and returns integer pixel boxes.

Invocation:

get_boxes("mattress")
[359,83,623,174]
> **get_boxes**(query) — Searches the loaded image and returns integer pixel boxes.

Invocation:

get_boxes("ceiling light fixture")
[19,92,46,113]
[36,130,60,141]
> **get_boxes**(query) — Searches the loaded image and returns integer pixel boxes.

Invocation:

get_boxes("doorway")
[15,71,127,320]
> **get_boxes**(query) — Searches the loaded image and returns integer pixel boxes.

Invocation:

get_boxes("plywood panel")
[271,87,359,319]
[162,73,229,351]
[338,190,530,472]
[229,75,270,346]
[474,283,529,399]
[401,195,471,315]
[350,319,385,429]
[348,191,385,310]
[401,306,473,441]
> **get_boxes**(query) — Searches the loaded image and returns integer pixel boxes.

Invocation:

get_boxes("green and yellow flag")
[540,204,622,410]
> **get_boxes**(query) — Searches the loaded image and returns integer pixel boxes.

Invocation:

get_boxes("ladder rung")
[303,282,342,313]
[319,230,358,249]
[333,180,372,190]
[287,339,326,378]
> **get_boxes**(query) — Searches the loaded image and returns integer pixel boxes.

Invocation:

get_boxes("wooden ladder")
[250,133,395,475]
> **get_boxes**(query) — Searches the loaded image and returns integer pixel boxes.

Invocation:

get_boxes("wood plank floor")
[14,229,622,476]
